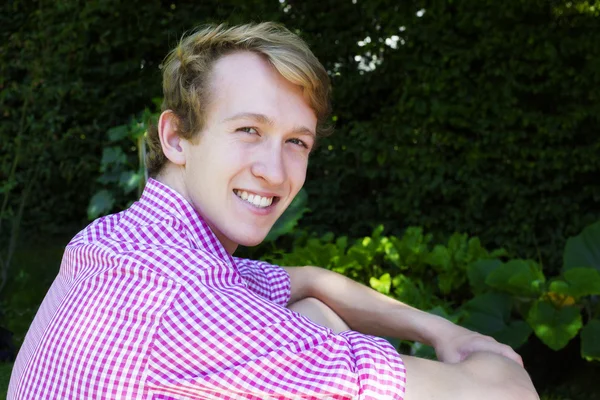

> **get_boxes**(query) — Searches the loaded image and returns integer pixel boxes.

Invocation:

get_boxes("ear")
[158,110,186,167]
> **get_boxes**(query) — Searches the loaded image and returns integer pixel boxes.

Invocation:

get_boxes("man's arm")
[290,296,539,400]
[284,265,523,365]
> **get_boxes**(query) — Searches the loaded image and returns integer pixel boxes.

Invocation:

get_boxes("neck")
[154,167,238,255]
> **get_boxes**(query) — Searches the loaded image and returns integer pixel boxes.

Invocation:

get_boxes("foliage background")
[1,0,600,398]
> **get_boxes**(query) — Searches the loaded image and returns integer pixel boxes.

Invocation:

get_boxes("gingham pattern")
[9,178,406,399]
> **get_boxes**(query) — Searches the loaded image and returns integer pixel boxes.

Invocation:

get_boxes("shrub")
[263,221,600,361]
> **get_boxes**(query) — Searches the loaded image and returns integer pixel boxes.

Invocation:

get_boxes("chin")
[233,231,269,248]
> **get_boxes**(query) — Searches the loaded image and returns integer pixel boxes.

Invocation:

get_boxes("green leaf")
[526,301,582,350]
[461,293,512,335]
[563,221,600,272]
[467,259,502,292]
[370,273,391,295]
[370,225,385,243]
[461,293,531,349]
[563,267,600,298]
[347,239,376,268]
[335,236,348,252]
[381,335,400,351]
[118,170,141,194]
[265,189,308,242]
[493,320,533,350]
[581,319,600,361]
[466,237,489,263]
[412,342,437,360]
[428,306,460,324]
[548,280,571,296]
[485,259,545,297]
[100,147,127,170]
[392,274,429,309]
[129,119,147,139]
[386,227,431,271]
[427,245,451,271]
[447,232,468,262]
[87,190,115,220]
[96,170,120,185]
[490,248,509,258]
[107,125,129,142]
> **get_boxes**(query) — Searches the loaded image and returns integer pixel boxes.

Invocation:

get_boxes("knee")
[460,352,539,400]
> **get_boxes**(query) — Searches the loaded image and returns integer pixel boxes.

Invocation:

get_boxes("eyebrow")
[222,112,316,138]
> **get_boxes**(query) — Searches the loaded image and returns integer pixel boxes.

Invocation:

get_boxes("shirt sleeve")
[233,257,291,307]
[145,259,406,400]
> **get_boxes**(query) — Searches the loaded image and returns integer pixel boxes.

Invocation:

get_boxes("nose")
[251,144,286,186]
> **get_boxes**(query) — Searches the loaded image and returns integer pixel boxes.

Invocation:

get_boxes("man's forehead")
[210,51,275,85]
[207,52,317,130]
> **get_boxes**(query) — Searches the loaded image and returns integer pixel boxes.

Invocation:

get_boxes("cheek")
[205,142,251,175]
[286,153,308,189]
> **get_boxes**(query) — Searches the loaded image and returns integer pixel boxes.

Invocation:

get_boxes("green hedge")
[295,0,600,273]
[263,221,600,362]
[2,0,600,275]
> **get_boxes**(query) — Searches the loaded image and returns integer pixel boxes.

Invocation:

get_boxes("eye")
[237,127,259,135]
[287,138,310,149]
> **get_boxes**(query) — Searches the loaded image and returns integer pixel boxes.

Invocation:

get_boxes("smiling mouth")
[233,189,280,209]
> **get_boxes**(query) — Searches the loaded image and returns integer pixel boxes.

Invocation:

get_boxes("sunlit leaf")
[527,300,582,351]
[369,273,391,295]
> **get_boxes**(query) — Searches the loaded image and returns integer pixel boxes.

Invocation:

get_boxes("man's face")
[177,51,317,253]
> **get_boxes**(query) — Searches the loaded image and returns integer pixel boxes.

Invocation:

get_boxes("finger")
[500,347,524,367]
[481,341,523,367]
[466,339,523,366]
[441,350,463,364]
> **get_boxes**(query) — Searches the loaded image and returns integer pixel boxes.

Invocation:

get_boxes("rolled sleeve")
[146,266,406,400]
[340,331,407,398]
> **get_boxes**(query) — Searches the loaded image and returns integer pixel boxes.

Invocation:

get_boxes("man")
[9,23,539,399]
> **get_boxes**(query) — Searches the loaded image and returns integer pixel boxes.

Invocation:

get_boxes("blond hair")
[146,22,332,177]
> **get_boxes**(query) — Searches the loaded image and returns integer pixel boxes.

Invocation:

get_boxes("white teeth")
[234,190,274,208]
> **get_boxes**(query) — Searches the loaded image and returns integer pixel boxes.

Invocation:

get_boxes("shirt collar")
[139,178,235,267]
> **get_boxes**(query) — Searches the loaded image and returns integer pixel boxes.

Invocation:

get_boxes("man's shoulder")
[69,205,194,251]
[64,205,232,286]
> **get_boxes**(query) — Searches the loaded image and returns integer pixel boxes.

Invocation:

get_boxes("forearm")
[284,265,449,345]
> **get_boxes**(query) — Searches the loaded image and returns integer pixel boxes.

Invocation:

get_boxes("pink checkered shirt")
[9,178,406,399]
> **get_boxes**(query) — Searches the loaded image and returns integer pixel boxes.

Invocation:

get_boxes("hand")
[432,321,524,367]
